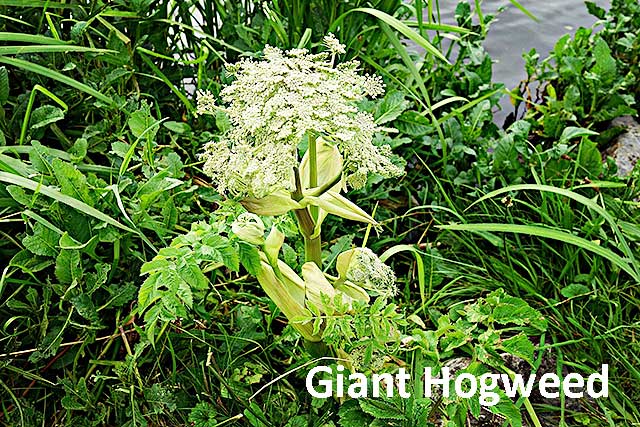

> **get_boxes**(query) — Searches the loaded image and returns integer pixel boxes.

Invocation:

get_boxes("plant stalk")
[308,133,319,222]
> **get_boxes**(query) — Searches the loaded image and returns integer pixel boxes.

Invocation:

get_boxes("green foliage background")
[0,0,639,426]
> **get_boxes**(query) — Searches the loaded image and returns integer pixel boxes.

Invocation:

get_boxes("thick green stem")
[308,133,319,223]
[304,235,322,266]
[292,136,323,268]
[306,134,321,266]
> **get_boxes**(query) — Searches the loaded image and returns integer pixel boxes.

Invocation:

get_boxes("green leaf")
[0,66,8,106]
[560,283,591,298]
[71,293,99,322]
[215,110,231,133]
[22,222,59,256]
[592,37,617,83]
[128,107,157,140]
[106,283,137,307]
[577,139,602,177]
[339,399,373,427]
[374,91,411,125]
[238,242,261,275]
[359,397,405,420]
[499,333,535,365]
[163,120,191,134]
[68,138,87,163]
[60,378,91,410]
[55,249,82,284]
[558,126,598,145]
[30,105,65,129]
[52,158,94,206]
[585,1,606,19]
[177,258,209,290]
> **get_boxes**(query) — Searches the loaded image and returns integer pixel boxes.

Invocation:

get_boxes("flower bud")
[254,256,319,342]
[231,213,265,245]
[264,226,285,262]
[302,262,339,313]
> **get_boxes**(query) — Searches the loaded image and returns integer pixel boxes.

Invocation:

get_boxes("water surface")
[429,0,609,122]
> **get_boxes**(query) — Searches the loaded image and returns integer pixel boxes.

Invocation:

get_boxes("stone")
[605,115,640,176]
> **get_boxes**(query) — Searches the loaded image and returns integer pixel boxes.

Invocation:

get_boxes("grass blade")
[508,0,539,22]
[467,184,635,264]
[380,244,427,306]
[439,223,639,281]
[0,32,67,44]
[365,7,448,63]
[344,7,449,64]
[0,45,113,55]
[0,171,156,252]
[0,56,114,105]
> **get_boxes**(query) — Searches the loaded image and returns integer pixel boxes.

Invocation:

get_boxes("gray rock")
[433,349,583,427]
[606,115,640,176]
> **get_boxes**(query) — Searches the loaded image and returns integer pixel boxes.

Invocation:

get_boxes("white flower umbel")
[323,32,346,55]
[200,43,403,199]
[338,247,397,298]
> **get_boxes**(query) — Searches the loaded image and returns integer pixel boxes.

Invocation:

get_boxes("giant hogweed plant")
[138,35,406,358]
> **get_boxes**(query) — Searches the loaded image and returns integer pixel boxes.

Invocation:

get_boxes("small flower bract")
[200,42,403,199]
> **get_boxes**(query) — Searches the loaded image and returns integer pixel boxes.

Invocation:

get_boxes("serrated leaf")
[499,333,535,365]
[488,290,548,331]
[128,107,157,140]
[359,398,405,420]
[71,293,99,322]
[69,138,87,163]
[55,249,82,284]
[338,399,373,427]
[106,283,137,307]
[52,158,94,206]
[374,91,411,124]
[177,258,209,290]
[22,222,59,256]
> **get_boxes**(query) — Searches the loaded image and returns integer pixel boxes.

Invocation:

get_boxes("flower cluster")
[194,89,217,117]
[343,248,397,297]
[323,32,346,55]
[200,42,403,199]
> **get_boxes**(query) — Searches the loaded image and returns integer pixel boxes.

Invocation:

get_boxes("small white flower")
[323,32,346,55]
[501,196,514,208]
[363,74,385,98]
[195,90,217,116]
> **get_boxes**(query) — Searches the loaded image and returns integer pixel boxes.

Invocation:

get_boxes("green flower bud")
[264,226,285,263]
[231,213,265,245]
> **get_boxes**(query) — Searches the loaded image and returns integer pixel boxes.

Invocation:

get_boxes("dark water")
[428,0,610,122]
